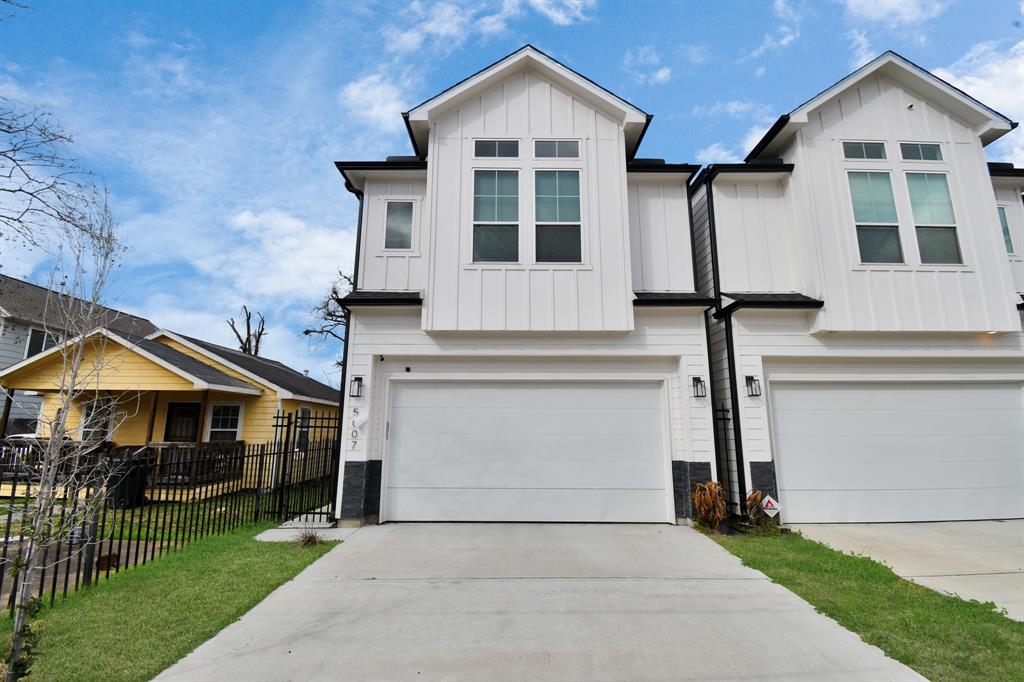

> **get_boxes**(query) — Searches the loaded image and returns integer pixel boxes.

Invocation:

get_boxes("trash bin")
[107,455,155,509]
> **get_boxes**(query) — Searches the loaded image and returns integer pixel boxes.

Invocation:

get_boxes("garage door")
[771,382,1024,523]
[383,380,671,522]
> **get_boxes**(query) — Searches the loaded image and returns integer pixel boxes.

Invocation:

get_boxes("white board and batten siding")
[769,71,1022,333]
[356,177,428,292]
[424,68,635,332]
[626,175,695,292]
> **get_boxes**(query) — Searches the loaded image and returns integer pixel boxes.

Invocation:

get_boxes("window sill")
[463,263,593,272]
[850,264,974,273]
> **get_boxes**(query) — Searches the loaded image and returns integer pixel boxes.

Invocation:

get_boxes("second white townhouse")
[332,45,1024,527]
[692,52,1024,524]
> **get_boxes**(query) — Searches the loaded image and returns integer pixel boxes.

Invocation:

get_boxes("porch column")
[0,389,13,439]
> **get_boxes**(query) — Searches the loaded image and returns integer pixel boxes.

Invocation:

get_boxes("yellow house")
[0,328,339,448]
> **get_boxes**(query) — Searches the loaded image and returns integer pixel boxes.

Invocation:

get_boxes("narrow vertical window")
[384,201,413,249]
[473,170,519,262]
[907,172,961,264]
[847,171,903,263]
[535,170,581,262]
[998,206,1014,254]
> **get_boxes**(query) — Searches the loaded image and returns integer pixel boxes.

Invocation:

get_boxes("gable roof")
[0,328,260,394]
[0,275,157,337]
[403,45,651,160]
[746,51,1017,161]
[148,330,339,404]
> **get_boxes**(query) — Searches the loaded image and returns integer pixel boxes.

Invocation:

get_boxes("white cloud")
[744,0,804,61]
[695,143,743,165]
[691,99,773,120]
[622,46,672,86]
[934,40,1024,165]
[846,29,875,69]
[340,73,407,133]
[843,0,946,25]
[477,0,524,34]
[754,65,767,78]
[527,0,595,25]
[678,44,711,65]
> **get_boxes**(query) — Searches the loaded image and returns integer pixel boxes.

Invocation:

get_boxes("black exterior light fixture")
[348,376,365,398]
[692,377,707,398]
[745,375,762,398]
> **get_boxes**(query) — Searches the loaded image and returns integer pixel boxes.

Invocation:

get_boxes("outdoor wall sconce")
[692,377,707,398]
[348,376,365,398]
[745,375,762,398]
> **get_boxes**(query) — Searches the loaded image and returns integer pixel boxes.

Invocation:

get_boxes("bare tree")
[3,190,135,680]
[228,306,267,356]
[303,271,353,344]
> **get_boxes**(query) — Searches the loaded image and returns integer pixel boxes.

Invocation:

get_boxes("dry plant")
[691,480,727,532]
[746,489,765,524]
[3,189,138,681]
[296,528,325,547]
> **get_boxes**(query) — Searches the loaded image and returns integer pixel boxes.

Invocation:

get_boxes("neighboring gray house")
[0,275,157,434]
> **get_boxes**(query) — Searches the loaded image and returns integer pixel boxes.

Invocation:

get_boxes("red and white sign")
[761,495,781,518]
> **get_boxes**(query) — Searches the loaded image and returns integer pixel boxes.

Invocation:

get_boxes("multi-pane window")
[384,201,413,249]
[906,172,961,264]
[900,143,942,161]
[81,399,113,442]
[847,171,903,263]
[474,140,518,158]
[473,170,519,262]
[998,206,1014,254]
[535,170,581,262]
[535,140,579,158]
[843,141,886,160]
[25,328,60,359]
[208,404,242,442]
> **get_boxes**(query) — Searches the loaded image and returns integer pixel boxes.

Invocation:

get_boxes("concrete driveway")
[796,520,1024,621]
[157,524,921,682]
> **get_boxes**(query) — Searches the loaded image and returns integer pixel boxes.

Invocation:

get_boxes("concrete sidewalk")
[157,523,922,682]
[796,520,1024,621]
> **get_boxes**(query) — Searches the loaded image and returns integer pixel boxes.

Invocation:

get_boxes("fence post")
[275,413,292,523]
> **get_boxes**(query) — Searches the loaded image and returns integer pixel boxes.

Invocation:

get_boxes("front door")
[164,402,201,442]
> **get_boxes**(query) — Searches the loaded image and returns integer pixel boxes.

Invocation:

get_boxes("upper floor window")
[848,171,903,264]
[25,328,60,359]
[900,143,942,161]
[535,140,579,158]
[474,140,518,158]
[843,141,886,160]
[384,201,413,249]
[473,170,519,262]
[998,206,1014,254]
[535,170,581,263]
[906,172,961,264]
[208,404,242,442]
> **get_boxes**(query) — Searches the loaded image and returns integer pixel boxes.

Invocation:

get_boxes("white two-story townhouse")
[333,46,716,525]
[691,52,1024,524]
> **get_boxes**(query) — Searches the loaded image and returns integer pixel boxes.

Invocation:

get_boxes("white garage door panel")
[773,381,1024,523]
[385,380,670,522]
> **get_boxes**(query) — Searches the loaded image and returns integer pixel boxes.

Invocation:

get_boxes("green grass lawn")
[714,531,1024,682]
[1,524,335,681]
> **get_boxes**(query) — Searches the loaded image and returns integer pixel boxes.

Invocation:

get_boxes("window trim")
[533,139,581,159]
[533,168,583,264]
[472,138,521,160]
[898,141,944,163]
[905,170,963,265]
[23,326,61,360]
[997,205,1015,255]
[382,199,416,251]
[845,169,905,265]
[80,397,115,442]
[471,168,521,264]
[204,402,245,443]
[841,140,888,161]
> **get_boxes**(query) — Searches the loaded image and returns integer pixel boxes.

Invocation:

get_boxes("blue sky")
[2,0,1022,383]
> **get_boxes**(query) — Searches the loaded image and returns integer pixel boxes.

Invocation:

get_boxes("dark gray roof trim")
[717,292,824,318]
[339,291,423,307]
[177,335,339,402]
[989,162,1024,178]
[627,159,701,174]
[690,163,794,190]
[0,275,157,337]
[106,330,255,390]
[633,292,715,307]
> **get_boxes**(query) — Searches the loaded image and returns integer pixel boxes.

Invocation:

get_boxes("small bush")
[691,480,727,532]
[745,489,779,534]
[296,529,324,547]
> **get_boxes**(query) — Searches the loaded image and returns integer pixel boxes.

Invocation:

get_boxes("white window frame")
[841,139,888,161]
[470,167,521,265]
[904,170,962,265]
[23,326,62,360]
[997,204,1015,255]
[79,397,115,442]
[382,199,416,251]
[898,141,944,163]
[533,139,581,159]
[204,402,245,442]
[472,138,520,160]
[533,168,583,264]
[844,169,905,265]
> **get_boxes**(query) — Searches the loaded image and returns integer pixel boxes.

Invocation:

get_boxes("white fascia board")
[290,395,339,407]
[406,47,647,125]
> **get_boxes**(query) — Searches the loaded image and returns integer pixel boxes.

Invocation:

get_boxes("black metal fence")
[0,410,339,609]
